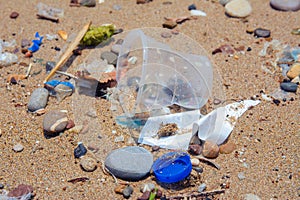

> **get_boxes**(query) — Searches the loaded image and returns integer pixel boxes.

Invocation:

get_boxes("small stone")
[152,145,160,151]
[21,39,31,48]
[66,120,75,129]
[280,82,298,93]
[191,158,200,166]
[198,183,207,193]
[45,61,56,73]
[80,0,96,7]
[219,0,232,6]
[104,146,153,181]
[111,44,122,55]
[161,32,172,38]
[140,182,155,193]
[80,156,97,172]
[188,4,197,10]
[220,141,236,154]
[7,184,33,198]
[238,172,246,180]
[25,51,32,58]
[114,184,126,194]
[123,185,133,199]
[254,28,271,38]
[101,51,118,65]
[193,166,204,173]
[291,76,299,84]
[43,110,68,135]
[202,141,219,159]
[162,20,177,29]
[28,88,49,112]
[270,0,300,12]
[287,63,300,79]
[244,193,261,200]
[113,4,122,10]
[189,144,203,155]
[0,183,4,189]
[138,191,150,200]
[74,143,87,158]
[225,0,252,18]
[13,143,24,152]
[10,12,19,19]
[190,10,207,17]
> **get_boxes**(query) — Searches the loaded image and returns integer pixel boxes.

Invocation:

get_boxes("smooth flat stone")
[225,0,252,18]
[105,146,153,181]
[27,88,49,112]
[43,110,68,134]
[270,0,300,11]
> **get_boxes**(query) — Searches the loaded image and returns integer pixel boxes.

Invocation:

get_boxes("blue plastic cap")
[152,151,192,183]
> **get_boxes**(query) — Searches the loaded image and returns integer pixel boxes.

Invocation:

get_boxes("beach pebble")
[280,82,298,93]
[0,183,4,189]
[80,0,96,7]
[138,191,150,200]
[45,61,56,73]
[113,4,122,11]
[162,20,177,29]
[225,0,252,18]
[13,143,24,152]
[190,10,207,17]
[198,183,207,193]
[111,44,121,55]
[21,39,31,48]
[193,166,204,173]
[10,12,19,19]
[189,144,202,155]
[219,0,232,6]
[80,156,97,172]
[104,146,153,181]
[123,185,133,198]
[74,143,87,158]
[188,4,196,10]
[28,88,49,112]
[270,0,300,11]
[191,158,200,166]
[101,51,118,65]
[244,193,261,200]
[254,28,271,38]
[43,110,68,134]
[220,141,236,154]
[238,172,246,180]
[7,184,33,198]
[287,63,300,79]
[202,141,219,159]
[140,182,155,193]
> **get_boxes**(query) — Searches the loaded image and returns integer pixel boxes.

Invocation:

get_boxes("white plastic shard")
[192,100,261,145]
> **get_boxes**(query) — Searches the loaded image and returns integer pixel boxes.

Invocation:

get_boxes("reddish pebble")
[66,120,75,129]
[10,12,19,19]
[25,51,32,58]
[220,141,236,154]
[202,140,219,159]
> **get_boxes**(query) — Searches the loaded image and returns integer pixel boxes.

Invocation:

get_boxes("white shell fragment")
[190,9,207,17]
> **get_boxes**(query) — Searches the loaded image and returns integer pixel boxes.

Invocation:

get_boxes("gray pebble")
[238,172,246,180]
[111,44,122,55]
[13,143,24,152]
[101,51,118,65]
[43,110,68,135]
[80,156,97,172]
[219,0,232,6]
[21,39,31,48]
[225,0,252,18]
[280,82,298,93]
[270,0,300,11]
[113,4,122,10]
[0,183,4,189]
[104,146,153,181]
[123,185,133,199]
[27,88,49,112]
[198,183,207,193]
[193,166,204,173]
[254,28,271,38]
[244,193,261,200]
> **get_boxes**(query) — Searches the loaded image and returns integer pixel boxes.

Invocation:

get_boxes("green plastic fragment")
[80,24,115,46]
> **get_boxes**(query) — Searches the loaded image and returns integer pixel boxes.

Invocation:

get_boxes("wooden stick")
[43,21,91,83]
[193,155,221,170]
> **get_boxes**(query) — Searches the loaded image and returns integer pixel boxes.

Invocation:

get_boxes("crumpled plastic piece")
[0,40,18,67]
[45,79,75,101]
[45,79,75,90]
[80,24,115,46]
[192,100,261,145]
[28,32,44,52]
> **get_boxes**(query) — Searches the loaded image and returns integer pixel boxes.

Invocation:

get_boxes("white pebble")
[13,143,24,152]
[190,9,207,17]
[191,158,200,166]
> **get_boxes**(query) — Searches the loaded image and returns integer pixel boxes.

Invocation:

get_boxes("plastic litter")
[192,100,260,145]
[28,32,44,52]
[44,79,75,101]
[152,151,192,183]
[0,40,18,67]
[36,2,64,22]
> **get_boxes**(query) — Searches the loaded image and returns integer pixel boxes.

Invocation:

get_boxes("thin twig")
[44,21,91,83]
[25,63,32,78]
[193,155,221,170]
[56,70,78,79]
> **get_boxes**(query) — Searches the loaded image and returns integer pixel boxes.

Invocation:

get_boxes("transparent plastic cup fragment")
[116,29,215,118]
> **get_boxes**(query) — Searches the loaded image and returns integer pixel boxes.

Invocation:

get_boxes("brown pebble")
[66,120,75,129]
[25,51,32,58]
[138,191,150,200]
[10,12,19,19]
[152,145,160,151]
[80,156,97,172]
[202,140,219,159]
[114,184,126,194]
[219,141,236,154]
[189,144,202,155]
[162,20,177,29]
[287,63,300,79]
